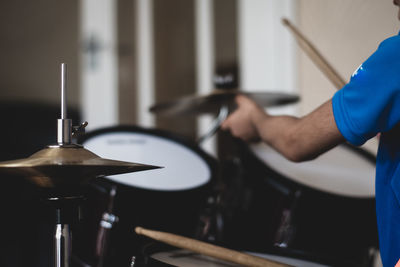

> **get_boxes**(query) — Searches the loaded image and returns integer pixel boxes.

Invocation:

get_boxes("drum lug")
[99,212,119,229]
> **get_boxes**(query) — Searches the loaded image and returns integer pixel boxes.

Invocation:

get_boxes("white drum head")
[250,143,375,197]
[83,131,212,191]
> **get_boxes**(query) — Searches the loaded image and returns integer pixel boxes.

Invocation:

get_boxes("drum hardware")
[130,256,136,267]
[95,185,119,267]
[197,105,229,144]
[46,196,84,267]
[0,64,160,267]
[72,121,89,140]
[135,226,290,267]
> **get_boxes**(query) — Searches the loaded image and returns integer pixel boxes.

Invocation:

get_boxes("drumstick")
[282,18,346,90]
[135,227,290,267]
[283,18,379,141]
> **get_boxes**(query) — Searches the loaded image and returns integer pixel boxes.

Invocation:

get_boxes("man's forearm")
[254,100,345,162]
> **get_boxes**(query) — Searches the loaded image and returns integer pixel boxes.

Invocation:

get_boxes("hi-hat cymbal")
[0,145,161,188]
[150,89,299,116]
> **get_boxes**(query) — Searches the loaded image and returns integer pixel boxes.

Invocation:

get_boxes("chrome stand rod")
[61,63,68,120]
[48,196,83,267]
[58,63,72,145]
[55,223,71,267]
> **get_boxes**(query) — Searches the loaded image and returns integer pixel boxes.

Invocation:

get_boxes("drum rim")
[78,125,218,190]
[137,242,343,267]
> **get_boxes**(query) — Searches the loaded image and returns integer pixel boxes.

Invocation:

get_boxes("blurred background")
[0,0,396,151]
[0,0,398,266]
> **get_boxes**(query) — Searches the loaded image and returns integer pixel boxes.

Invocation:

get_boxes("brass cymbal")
[150,89,299,116]
[0,145,161,188]
[0,64,161,189]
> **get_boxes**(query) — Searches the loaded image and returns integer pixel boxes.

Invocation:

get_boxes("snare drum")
[74,126,217,266]
[221,142,378,266]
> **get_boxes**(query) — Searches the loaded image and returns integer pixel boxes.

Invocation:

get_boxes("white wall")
[238,0,298,115]
[136,0,155,128]
[0,0,79,108]
[196,0,216,155]
[80,0,118,130]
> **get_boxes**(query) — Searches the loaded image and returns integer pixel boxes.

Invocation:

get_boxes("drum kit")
[0,60,379,267]
[1,17,381,266]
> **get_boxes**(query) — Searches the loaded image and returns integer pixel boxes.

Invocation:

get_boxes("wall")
[0,0,79,109]
[153,0,197,138]
[297,0,399,154]
[298,0,398,114]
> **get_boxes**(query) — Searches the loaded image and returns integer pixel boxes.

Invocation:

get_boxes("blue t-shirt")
[332,32,400,267]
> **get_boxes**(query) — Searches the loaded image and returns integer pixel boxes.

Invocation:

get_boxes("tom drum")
[74,126,217,266]
[221,142,378,266]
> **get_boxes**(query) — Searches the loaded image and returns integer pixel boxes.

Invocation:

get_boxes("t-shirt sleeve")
[332,35,400,146]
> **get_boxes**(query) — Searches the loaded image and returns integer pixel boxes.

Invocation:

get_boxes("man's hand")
[221,95,267,142]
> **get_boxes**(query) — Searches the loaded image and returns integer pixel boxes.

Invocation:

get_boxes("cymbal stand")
[46,196,84,267]
[197,105,229,145]
[57,63,87,147]
[195,104,233,243]
[50,63,85,267]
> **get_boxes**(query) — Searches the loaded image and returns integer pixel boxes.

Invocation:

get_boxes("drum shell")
[221,142,378,266]
[74,126,217,266]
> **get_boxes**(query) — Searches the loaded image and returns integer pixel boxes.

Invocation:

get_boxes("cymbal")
[150,89,299,116]
[0,145,161,188]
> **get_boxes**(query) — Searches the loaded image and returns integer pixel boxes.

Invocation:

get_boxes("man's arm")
[221,95,345,162]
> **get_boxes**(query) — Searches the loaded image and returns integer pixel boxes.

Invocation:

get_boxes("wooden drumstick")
[283,18,379,142]
[135,227,290,267]
[282,18,346,90]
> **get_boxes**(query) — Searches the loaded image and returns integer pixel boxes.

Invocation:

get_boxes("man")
[221,1,400,266]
